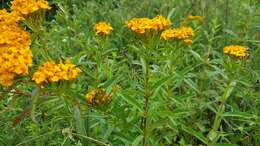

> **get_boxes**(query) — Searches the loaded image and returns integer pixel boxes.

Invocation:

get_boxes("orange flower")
[0,9,32,87]
[223,45,249,59]
[11,0,51,17]
[94,22,113,36]
[85,88,112,107]
[125,15,171,35]
[32,59,81,85]
[161,27,194,42]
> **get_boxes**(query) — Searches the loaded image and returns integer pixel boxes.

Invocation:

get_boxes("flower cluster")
[11,0,51,17]
[94,22,113,36]
[0,9,32,87]
[85,88,112,107]
[161,27,194,45]
[0,9,23,25]
[223,45,249,58]
[32,60,81,85]
[125,15,171,34]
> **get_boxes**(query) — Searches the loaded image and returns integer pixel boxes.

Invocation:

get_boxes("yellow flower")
[0,10,33,87]
[85,88,112,107]
[186,15,203,21]
[161,27,194,44]
[94,22,113,36]
[223,45,249,59]
[11,0,51,17]
[32,59,81,85]
[183,39,193,46]
[0,73,16,87]
[125,15,171,35]
[151,15,172,31]
[125,18,152,34]
[0,9,23,25]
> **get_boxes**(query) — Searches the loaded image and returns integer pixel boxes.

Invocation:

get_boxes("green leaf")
[167,8,176,19]
[222,81,236,101]
[184,78,199,93]
[208,130,219,142]
[118,92,143,112]
[182,126,208,144]
[155,108,193,119]
[222,112,253,119]
[99,74,122,88]
[74,105,86,136]
[211,144,238,146]
[189,50,203,62]
[132,135,143,146]
[223,29,238,37]
[151,74,176,91]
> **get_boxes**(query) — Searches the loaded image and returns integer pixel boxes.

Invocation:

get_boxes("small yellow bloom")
[94,22,113,36]
[151,15,172,31]
[186,15,203,21]
[223,45,249,59]
[161,27,194,43]
[11,0,51,17]
[32,59,81,85]
[85,88,112,107]
[0,73,15,87]
[183,39,193,46]
[125,15,171,35]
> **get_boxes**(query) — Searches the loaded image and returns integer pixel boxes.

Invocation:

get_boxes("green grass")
[0,0,260,146]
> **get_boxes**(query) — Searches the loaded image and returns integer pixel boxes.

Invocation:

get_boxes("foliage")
[0,0,260,146]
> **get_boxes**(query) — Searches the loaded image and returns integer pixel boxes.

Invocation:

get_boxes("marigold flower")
[85,88,112,107]
[94,22,113,36]
[0,9,23,25]
[32,59,81,85]
[0,73,16,87]
[161,27,194,45]
[125,15,171,35]
[151,15,172,31]
[0,10,32,87]
[223,45,249,59]
[11,0,51,17]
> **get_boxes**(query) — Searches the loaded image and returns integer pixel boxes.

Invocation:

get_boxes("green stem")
[30,86,40,123]
[210,81,235,143]
[142,49,151,146]
[212,101,225,132]
[96,37,107,84]
[71,132,111,146]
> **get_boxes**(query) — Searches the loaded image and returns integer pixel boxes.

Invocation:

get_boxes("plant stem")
[142,50,151,146]
[210,81,235,143]
[30,86,40,123]
[212,101,225,132]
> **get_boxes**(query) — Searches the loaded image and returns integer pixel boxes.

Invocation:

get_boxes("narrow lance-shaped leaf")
[118,92,143,112]
[182,125,208,145]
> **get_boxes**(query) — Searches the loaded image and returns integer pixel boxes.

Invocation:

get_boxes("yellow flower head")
[94,22,113,36]
[0,10,32,87]
[85,88,112,107]
[0,9,23,25]
[186,15,203,21]
[32,59,81,85]
[161,27,194,43]
[183,39,193,46]
[125,15,171,35]
[0,73,16,87]
[151,15,172,31]
[223,45,249,59]
[11,0,51,17]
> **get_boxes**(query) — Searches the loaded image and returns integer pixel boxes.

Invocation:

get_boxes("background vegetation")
[0,0,260,146]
